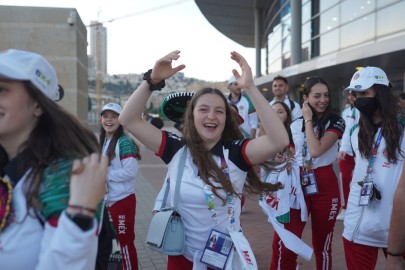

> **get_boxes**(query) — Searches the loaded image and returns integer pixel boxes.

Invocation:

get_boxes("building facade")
[196,0,405,110]
[89,21,108,77]
[0,5,89,122]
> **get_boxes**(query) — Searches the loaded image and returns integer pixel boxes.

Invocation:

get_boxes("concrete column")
[291,0,302,65]
[254,8,262,77]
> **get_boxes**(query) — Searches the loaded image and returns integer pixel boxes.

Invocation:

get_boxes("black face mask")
[354,97,378,117]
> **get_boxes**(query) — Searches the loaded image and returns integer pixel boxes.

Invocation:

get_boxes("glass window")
[269,58,282,73]
[281,14,291,38]
[302,1,312,23]
[268,25,282,51]
[268,33,282,72]
[320,5,339,33]
[302,21,311,42]
[341,0,376,23]
[377,1,405,36]
[302,41,311,61]
[377,0,399,8]
[282,36,291,54]
[340,14,376,48]
[320,29,339,55]
[320,0,339,12]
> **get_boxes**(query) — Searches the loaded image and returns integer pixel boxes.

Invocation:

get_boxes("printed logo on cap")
[35,69,52,86]
[353,74,360,80]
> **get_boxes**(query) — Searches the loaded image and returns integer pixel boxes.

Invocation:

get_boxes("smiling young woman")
[0,49,107,270]
[119,50,289,269]
[288,76,345,270]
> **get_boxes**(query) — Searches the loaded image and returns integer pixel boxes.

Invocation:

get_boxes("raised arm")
[119,51,186,153]
[230,51,289,164]
[387,161,405,269]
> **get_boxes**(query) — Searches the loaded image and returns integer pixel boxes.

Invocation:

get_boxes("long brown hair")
[182,88,282,204]
[99,123,124,164]
[0,82,100,209]
[358,84,403,163]
[261,101,293,173]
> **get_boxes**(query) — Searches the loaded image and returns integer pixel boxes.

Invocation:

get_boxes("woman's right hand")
[68,153,108,211]
[338,151,347,160]
[150,50,186,83]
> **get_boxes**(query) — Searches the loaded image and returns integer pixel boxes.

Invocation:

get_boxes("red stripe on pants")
[270,165,340,270]
[108,194,138,270]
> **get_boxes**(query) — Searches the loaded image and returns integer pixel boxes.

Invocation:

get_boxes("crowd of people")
[1,48,404,270]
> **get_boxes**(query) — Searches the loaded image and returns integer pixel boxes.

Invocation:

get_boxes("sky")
[0,0,256,82]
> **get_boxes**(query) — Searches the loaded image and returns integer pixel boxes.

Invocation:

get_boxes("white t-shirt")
[157,131,252,262]
[0,167,98,269]
[343,124,405,247]
[102,135,139,204]
[291,115,345,168]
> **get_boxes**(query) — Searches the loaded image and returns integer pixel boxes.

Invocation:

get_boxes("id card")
[359,182,373,206]
[302,171,318,196]
[200,229,234,270]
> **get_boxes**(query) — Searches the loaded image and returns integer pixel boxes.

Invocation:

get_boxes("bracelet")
[387,250,404,257]
[304,119,313,125]
[143,69,165,91]
[66,211,94,231]
[67,205,96,216]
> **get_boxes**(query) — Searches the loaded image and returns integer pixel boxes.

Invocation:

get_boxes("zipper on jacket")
[351,206,365,240]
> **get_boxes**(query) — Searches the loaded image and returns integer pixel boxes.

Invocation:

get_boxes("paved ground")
[133,127,387,270]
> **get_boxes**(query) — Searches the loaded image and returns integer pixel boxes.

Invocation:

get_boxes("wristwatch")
[143,69,166,91]
[66,211,94,231]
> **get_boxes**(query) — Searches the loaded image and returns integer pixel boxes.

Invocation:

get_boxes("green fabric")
[242,93,256,114]
[38,159,102,221]
[276,212,290,223]
[118,135,140,159]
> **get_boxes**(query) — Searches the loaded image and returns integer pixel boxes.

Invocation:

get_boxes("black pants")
[95,206,114,270]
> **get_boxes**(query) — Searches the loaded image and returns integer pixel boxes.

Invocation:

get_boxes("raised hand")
[150,50,186,83]
[229,51,254,90]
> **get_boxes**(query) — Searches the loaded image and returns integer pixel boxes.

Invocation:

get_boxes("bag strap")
[173,146,187,209]
[161,177,170,209]
[160,146,187,210]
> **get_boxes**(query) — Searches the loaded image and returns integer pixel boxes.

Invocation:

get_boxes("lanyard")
[351,107,357,120]
[203,155,236,228]
[365,129,383,179]
[301,132,313,171]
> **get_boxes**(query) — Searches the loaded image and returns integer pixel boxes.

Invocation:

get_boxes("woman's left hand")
[150,50,186,83]
[302,101,313,121]
[229,51,254,90]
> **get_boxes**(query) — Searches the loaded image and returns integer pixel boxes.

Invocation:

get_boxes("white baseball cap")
[101,103,122,115]
[0,49,59,100]
[228,75,237,85]
[344,66,389,93]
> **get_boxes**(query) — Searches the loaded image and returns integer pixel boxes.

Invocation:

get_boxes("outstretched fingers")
[229,51,253,88]
[152,50,186,81]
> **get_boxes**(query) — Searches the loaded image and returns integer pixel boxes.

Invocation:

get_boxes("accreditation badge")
[200,229,234,270]
[359,181,373,206]
[302,170,318,196]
